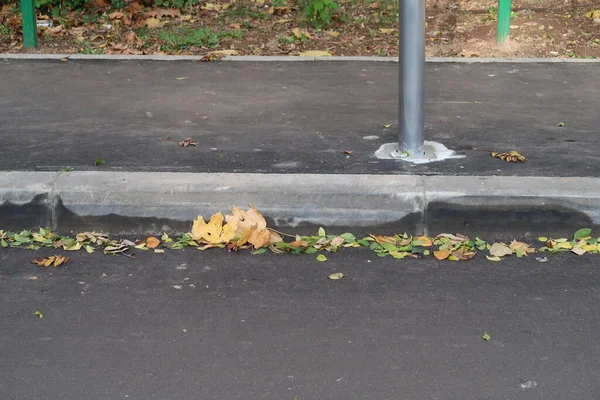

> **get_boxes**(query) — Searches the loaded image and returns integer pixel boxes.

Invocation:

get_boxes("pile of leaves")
[2,205,600,267]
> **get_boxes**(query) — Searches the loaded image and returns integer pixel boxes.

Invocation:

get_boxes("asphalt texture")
[2,246,600,399]
[1,60,599,176]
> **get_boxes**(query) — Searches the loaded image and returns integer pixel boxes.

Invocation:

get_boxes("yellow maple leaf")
[226,204,267,235]
[191,213,236,244]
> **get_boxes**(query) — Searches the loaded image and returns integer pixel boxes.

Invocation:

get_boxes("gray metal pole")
[398,0,425,157]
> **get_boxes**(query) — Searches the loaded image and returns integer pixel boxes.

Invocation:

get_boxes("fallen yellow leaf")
[191,213,237,244]
[486,255,502,261]
[585,10,600,18]
[144,17,163,29]
[299,50,332,57]
[379,28,396,34]
[211,49,239,56]
[489,243,513,257]
[572,247,586,255]
[328,272,343,279]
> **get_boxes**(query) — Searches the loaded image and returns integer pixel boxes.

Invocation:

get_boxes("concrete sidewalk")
[1,58,599,235]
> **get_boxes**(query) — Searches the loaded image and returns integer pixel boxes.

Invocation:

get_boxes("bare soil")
[1,0,599,58]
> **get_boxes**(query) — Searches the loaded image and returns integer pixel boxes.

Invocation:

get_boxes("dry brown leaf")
[325,30,340,37]
[229,23,242,29]
[330,236,345,247]
[436,233,468,242]
[452,250,476,261]
[292,27,311,39]
[226,204,267,235]
[509,240,534,255]
[31,255,69,268]
[108,11,125,19]
[201,52,227,61]
[145,236,160,249]
[145,8,180,18]
[370,234,397,245]
[191,213,237,244]
[434,250,452,260]
[289,240,309,248]
[249,228,271,249]
[269,231,283,244]
[344,150,353,155]
[273,19,292,24]
[125,1,142,13]
[491,150,526,163]
[46,26,64,35]
[179,138,198,147]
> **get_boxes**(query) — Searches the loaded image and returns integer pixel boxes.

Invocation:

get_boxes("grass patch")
[151,26,243,51]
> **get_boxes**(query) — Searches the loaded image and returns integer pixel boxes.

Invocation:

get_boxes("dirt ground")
[1,0,599,57]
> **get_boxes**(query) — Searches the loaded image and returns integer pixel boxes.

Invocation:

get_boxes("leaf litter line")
[0,205,598,268]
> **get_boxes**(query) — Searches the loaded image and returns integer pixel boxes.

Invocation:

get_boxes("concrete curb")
[1,53,599,63]
[1,172,599,237]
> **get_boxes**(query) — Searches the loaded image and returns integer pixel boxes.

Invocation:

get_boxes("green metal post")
[497,0,511,43]
[21,0,38,48]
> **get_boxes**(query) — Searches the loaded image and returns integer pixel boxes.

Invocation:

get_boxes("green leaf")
[340,233,356,243]
[574,228,592,240]
[252,248,268,255]
[94,157,106,166]
[305,247,318,254]
[0,239,7,248]
[316,254,327,262]
[356,239,371,247]
[60,167,73,172]
[13,234,30,243]
[318,227,326,237]
[423,249,430,255]
[537,236,548,242]
[482,333,491,341]
[556,122,565,127]
[85,245,95,254]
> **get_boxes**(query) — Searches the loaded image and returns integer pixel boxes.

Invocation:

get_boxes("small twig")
[69,257,84,266]
[268,228,296,238]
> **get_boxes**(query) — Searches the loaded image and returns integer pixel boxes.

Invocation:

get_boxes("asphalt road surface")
[1,248,600,400]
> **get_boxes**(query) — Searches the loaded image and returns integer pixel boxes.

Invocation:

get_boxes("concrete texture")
[0,60,599,176]
[2,248,600,399]
[1,171,599,237]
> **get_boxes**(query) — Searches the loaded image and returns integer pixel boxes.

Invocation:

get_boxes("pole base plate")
[374,141,465,164]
